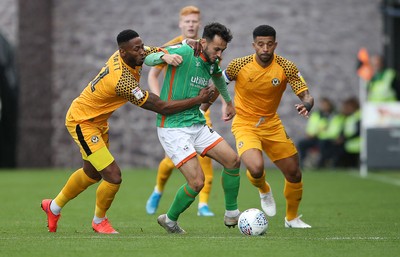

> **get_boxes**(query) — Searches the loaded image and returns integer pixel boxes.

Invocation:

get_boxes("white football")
[238,208,268,236]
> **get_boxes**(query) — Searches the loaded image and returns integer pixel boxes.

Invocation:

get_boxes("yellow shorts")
[231,115,297,162]
[66,120,114,171]
[204,109,212,127]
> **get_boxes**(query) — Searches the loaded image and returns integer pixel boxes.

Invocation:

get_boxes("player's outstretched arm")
[145,52,183,67]
[295,90,314,118]
[141,87,215,115]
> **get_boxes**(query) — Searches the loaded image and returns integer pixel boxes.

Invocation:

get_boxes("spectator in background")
[334,97,361,168]
[298,97,337,168]
[368,55,397,102]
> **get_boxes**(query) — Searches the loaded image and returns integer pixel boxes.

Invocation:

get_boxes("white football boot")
[260,188,276,217]
[284,215,312,228]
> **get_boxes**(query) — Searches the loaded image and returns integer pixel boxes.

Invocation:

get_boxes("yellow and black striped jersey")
[66,46,160,124]
[224,54,308,120]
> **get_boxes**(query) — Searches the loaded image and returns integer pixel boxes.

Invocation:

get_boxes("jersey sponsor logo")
[190,76,209,87]
[91,135,99,144]
[271,78,280,87]
[195,61,201,67]
[132,87,144,100]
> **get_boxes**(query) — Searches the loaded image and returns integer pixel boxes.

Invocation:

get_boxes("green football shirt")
[155,44,224,128]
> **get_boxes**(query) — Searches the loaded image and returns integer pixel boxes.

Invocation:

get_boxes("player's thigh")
[261,124,297,162]
[98,161,122,184]
[179,157,204,182]
[179,157,205,191]
[194,125,239,169]
[240,148,264,174]
[66,122,114,171]
[206,139,239,169]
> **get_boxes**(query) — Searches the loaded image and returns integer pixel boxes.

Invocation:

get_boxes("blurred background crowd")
[0,0,399,171]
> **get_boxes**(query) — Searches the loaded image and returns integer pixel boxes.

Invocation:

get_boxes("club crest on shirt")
[91,136,99,144]
[271,78,280,86]
[210,64,215,74]
[238,141,244,149]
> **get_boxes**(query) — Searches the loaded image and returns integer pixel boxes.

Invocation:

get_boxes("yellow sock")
[54,168,98,208]
[246,170,270,194]
[155,157,175,192]
[95,180,121,218]
[284,179,303,221]
[198,156,213,205]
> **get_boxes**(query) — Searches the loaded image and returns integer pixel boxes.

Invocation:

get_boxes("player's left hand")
[162,54,183,66]
[198,86,215,104]
[295,103,310,118]
[186,39,202,57]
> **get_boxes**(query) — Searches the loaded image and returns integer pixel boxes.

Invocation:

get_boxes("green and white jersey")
[157,44,222,128]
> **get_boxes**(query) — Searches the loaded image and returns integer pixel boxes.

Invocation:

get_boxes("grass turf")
[0,168,399,257]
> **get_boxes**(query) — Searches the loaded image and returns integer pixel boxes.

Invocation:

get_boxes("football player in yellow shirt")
[146,5,216,217]
[222,25,313,228]
[40,29,214,234]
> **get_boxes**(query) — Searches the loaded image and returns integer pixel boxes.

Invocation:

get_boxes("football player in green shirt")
[145,22,241,234]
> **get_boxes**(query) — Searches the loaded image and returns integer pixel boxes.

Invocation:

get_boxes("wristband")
[303,102,312,112]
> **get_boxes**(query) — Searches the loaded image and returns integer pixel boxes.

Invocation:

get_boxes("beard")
[202,47,217,63]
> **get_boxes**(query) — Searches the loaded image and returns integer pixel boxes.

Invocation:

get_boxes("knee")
[110,169,122,184]
[85,170,102,182]
[247,168,264,179]
[285,167,302,183]
[101,164,122,184]
[229,154,241,169]
[83,163,102,181]
[246,161,264,178]
[190,179,204,192]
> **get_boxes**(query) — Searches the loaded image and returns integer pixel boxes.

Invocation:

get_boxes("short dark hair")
[253,25,276,40]
[117,29,139,46]
[202,22,232,43]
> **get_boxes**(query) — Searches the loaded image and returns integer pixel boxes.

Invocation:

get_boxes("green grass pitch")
[0,168,399,257]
